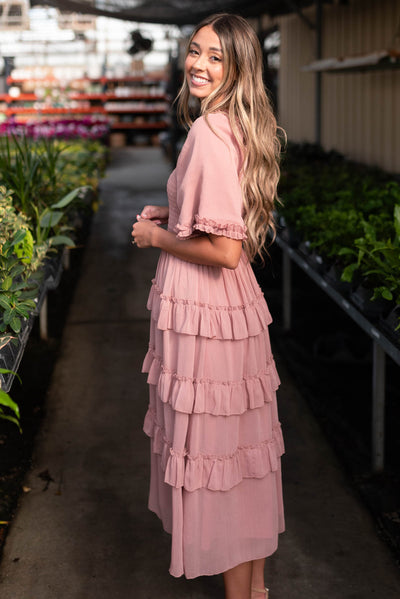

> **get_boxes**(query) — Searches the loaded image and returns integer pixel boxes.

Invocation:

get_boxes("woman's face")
[185,25,224,101]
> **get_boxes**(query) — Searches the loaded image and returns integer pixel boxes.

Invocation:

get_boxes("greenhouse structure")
[0,1,399,597]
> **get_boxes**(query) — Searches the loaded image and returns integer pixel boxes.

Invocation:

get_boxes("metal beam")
[372,342,386,472]
[29,0,320,26]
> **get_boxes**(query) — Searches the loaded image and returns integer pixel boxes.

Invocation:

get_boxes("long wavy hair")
[177,13,283,262]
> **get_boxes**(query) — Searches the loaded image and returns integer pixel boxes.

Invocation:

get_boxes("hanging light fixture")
[127,30,152,56]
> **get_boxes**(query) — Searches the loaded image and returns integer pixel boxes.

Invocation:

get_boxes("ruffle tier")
[147,280,272,340]
[144,407,285,492]
[174,215,247,241]
[143,346,280,416]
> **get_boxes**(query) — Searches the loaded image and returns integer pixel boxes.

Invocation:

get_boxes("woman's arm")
[131,219,242,270]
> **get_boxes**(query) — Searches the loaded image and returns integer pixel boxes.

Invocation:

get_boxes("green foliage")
[56,139,107,206]
[0,135,102,225]
[279,143,398,233]
[32,186,87,248]
[0,135,44,217]
[278,142,400,330]
[0,183,87,345]
[0,368,22,430]
[0,187,42,341]
[292,205,364,260]
[339,206,400,320]
[0,135,107,430]
[0,136,105,343]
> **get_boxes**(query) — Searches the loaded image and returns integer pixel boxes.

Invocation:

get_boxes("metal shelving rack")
[275,235,400,473]
[1,76,170,135]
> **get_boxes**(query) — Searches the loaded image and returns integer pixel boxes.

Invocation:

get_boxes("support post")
[62,247,70,270]
[372,340,385,472]
[39,294,48,341]
[282,251,292,331]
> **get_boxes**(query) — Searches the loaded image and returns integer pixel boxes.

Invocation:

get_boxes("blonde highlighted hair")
[177,13,283,262]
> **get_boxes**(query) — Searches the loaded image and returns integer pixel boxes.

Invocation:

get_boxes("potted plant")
[339,206,400,325]
[0,186,41,348]
[0,368,21,430]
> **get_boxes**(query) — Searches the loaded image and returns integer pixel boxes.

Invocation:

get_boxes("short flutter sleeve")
[174,114,247,241]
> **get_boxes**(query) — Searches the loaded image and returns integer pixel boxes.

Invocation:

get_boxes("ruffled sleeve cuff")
[174,215,247,241]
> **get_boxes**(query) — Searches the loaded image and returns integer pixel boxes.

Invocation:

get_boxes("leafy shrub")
[0,135,100,220]
[0,135,107,429]
[278,143,400,264]
[0,186,41,343]
[278,142,400,330]
[340,206,400,314]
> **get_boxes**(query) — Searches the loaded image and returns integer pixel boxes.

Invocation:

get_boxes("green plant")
[32,186,87,248]
[36,136,66,203]
[0,185,86,345]
[57,139,106,187]
[0,135,44,217]
[0,135,100,224]
[339,205,400,327]
[294,205,364,262]
[0,137,105,431]
[0,187,41,342]
[278,143,400,273]
[0,368,21,431]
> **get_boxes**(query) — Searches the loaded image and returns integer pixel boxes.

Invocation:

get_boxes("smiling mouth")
[190,74,210,85]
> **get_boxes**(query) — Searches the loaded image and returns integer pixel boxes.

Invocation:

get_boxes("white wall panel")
[278,0,400,173]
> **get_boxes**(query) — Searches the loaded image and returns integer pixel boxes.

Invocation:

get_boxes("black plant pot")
[18,314,35,346]
[43,254,63,290]
[298,240,312,257]
[379,305,400,346]
[0,336,21,391]
[350,284,393,320]
[0,341,15,389]
[308,250,326,274]
[324,265,352,297]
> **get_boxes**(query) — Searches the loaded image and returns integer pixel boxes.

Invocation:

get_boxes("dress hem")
[168,540,284,579]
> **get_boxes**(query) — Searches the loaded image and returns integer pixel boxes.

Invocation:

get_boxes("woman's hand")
[132,219,242,268]
[138,205,169,225]
[131,219,159,248]
[132,204,242,269]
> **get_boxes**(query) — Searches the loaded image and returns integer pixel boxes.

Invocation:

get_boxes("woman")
[131,13,284,599]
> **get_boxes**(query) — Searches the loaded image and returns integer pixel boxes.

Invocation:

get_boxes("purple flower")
[0,117,110,140]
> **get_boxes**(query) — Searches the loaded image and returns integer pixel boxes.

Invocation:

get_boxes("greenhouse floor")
[0,146,399,598]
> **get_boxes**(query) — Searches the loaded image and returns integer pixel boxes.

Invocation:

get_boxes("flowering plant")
[0,117,110,140]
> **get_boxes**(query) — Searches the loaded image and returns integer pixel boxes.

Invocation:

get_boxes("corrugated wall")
[278,0,400,173]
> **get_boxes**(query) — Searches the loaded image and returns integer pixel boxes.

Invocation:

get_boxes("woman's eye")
[188,49,198,56]
[210,56,221,62]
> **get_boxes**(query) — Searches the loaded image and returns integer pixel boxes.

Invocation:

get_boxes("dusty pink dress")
[142,112,285,579]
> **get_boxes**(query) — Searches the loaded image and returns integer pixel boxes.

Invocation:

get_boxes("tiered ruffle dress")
[142,112,285,579]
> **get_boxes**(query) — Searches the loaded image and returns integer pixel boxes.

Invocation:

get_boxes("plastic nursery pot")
[280,227,302,248]
[323,265,352,297]
[18,314,36,347]
[0,339,18,390]
[308,250,326,274]
[44,254,63,290]
[350,284,393,320]
[298,240,312,256]
[379,305,400,346]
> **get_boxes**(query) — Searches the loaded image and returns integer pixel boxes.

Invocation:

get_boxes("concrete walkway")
[0,147,399,599]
